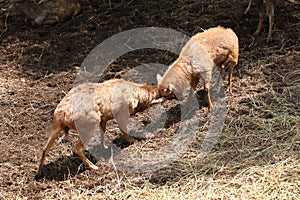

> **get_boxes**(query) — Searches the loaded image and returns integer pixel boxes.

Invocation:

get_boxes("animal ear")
[156,74,163,84]
[131,98,139,109]
[169,83,176,92]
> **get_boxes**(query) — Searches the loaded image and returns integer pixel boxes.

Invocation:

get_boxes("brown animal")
[244,0,276,42]
[14,0,81,25]
[190,26,239,90]
[157,44,214,110]
[37,79,162,175]
[157,26,239,110]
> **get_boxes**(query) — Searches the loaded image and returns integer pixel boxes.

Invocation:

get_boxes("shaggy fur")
[157,43,214,109]
[158,26,239,110]
[37,79,160,175]
[191,26,239,90]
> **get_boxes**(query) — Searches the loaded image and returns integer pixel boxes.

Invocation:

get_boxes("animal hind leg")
[37,122,62,175]
[204,83,213,111]
[227,61,237,91]
[215,64,224,86]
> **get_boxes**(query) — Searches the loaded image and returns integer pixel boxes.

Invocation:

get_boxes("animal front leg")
[113,104,136,144]
[184,77,200,110]
[72,138,99,170]
[185,86,195,106]
[120,129,136,144]
[115,112,135,144]
[100,121,108,149]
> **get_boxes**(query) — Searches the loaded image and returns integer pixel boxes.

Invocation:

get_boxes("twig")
[125,0,134,8]
[279,40,289,51]
[38,46,45,62]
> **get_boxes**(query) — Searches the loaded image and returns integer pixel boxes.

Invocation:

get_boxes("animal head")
[156,74,177,100]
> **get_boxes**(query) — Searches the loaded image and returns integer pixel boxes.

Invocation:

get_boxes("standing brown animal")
[14,0,81,25]
[157,43,214,110]
[157,26,239,110]
[37,79,161,175]
[244,0,276,42]
[190,26,239,91]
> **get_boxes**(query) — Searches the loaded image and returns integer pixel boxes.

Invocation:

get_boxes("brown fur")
[191,26,239,90]
[158,26,239,110]
[244,0,276,42]
[14,0,81,25]
[158,46,214,110]
[37,79,160,175]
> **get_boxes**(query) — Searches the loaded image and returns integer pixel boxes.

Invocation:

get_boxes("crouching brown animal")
[14,0,81,25]
[157,26,239,110]
[37,79,162,175]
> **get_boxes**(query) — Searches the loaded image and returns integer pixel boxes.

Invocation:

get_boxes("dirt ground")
[0,0,299,199]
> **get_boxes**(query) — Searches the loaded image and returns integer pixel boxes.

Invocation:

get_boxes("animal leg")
[204,83,213,111]
[184,76,200,109]
[72,138,99,170]
[227,61,237,91]
[266,0,275,42]
[215,64,224,87]
[115,114,135,144]
[37,122,62,175]
[58,128,71,143]
[113,106,135,144]
[185,86,195,106]
[100,121,108,149]
[119,128,135,144]
[254,0,265,36]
